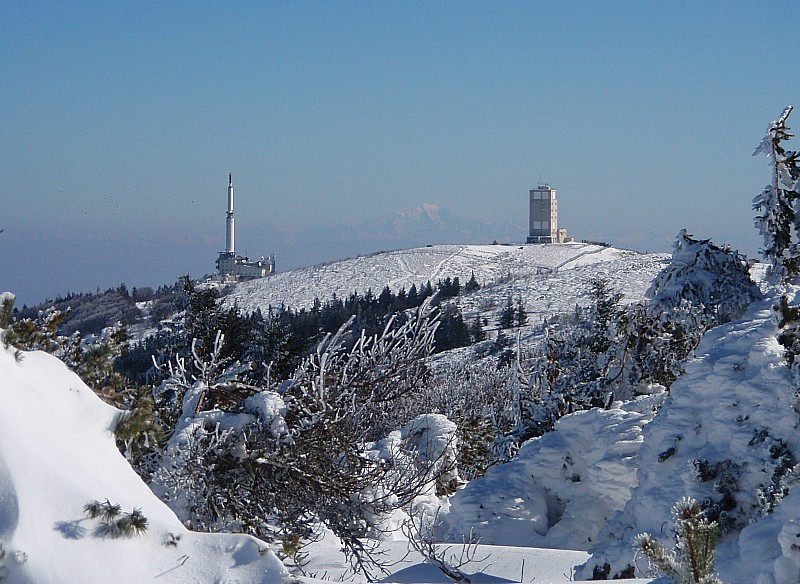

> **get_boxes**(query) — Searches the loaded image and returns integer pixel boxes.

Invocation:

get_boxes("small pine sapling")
[84,499,148,538]
[123,508,149,536]
[84,499,113,520]
[99,500,121,522]
[635,497,722,584]
[0,292,14,329]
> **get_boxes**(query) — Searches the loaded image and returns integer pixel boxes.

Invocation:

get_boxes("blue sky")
[3,2,800,305]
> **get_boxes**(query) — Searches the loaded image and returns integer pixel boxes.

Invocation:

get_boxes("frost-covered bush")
[362,360,516,480]
[1,304,70,354]
[753,106,800,282]
[148,299,444,578]
[401,414,460,495]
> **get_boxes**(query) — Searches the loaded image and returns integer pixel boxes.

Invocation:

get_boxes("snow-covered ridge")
[227,243,669,315]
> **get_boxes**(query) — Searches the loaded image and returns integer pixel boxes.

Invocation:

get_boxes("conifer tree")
[753,105,800,281]
[0,292,14,329]
[464,271,481,294]
[469,315,486,342]
[635,498,721,584]
[407,284,419,307]
[515,296,528,328]
[498,295,515,329]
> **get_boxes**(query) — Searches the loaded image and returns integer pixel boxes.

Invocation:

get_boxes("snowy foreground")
[0,342,651,582]
[0,343,287,583]
[577,289,800,583]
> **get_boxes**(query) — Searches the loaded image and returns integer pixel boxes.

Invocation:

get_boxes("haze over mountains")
[8,203,528,309]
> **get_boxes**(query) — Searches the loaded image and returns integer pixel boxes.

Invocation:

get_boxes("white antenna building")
[215,174,275,281]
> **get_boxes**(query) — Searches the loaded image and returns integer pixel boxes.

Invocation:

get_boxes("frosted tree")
[0,292,14,328]
[753,105,800,282]
[754,108,800,375]
[600,230,762,393]
[647,230,759,328]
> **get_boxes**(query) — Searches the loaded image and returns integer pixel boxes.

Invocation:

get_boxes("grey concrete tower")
[527,184,558,243]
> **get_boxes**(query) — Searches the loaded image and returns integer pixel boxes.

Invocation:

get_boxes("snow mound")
[0,340,287,583]
[578,291,799,582]
[440,397,662,551]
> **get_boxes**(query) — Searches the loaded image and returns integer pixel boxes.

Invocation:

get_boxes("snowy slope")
[0,341,288,583]
[296,537,652,584]
[577,289,800,582]
[227,243,669,319]
[440,396,663,552]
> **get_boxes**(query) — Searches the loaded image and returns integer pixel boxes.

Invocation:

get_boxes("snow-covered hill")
[227,243,669,321]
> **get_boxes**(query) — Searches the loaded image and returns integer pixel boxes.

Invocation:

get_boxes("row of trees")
[117,275,486,385]
[15,281,182,336]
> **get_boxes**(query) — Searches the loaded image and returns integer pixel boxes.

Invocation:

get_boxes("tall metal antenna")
[226,174,235,254]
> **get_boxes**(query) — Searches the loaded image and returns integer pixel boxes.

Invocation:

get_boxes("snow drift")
[440,396,662,551]
[578,290,800,583]
[0,339,287,583]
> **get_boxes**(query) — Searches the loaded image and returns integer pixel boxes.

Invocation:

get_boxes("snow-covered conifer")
[753,106,800,281]
[648,229,759,327]
[464,271,481,294]
[635,497,721,584]
[0,292,14,328]
[498,295,515,329]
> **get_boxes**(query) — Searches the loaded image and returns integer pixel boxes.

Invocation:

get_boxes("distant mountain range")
[270,203,527,272]
[350,203,524,246]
